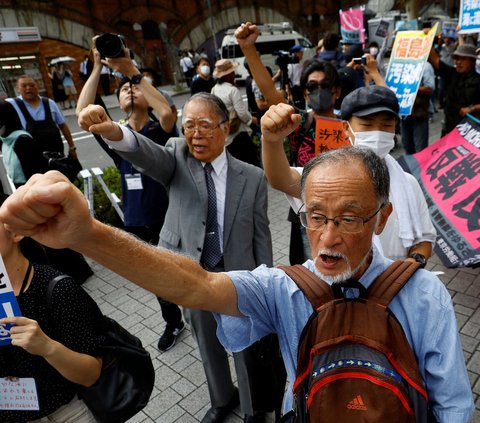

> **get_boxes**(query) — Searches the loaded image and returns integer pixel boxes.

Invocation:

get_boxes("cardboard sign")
[314,116,350,155]
[398,115,480,268]
[0,378,39,410]
[0,255,22,347]
[385,23,438,116]
[375,20,390,38]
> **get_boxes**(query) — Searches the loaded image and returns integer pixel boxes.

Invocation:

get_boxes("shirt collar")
[202,150,227,176]
[358,244,392,289]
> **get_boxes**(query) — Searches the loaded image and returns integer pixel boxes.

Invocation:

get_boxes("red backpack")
[279,260,432,423]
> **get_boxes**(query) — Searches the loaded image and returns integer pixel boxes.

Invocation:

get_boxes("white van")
[220,22,314,82]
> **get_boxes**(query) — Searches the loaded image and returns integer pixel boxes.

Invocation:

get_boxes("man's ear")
[342,120,352,141]
[375,202,393,235]
[222,121,230,138]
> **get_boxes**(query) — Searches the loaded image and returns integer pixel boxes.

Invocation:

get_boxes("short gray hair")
[300,147,390,204]
[182,92,229,123]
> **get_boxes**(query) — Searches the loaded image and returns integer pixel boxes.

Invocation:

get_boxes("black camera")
[95,33,127,59]
[353,56,367,65]
[273,50,299,68]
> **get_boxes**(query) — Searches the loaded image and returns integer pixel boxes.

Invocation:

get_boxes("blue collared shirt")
[7,96,65,128]
[214,246,474,422]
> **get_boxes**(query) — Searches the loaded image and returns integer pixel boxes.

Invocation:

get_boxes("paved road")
[71,91,480,422]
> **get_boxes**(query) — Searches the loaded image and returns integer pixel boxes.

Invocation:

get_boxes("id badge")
[125,174,143,190]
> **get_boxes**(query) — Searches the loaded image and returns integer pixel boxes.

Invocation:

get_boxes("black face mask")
[307,87,334,114]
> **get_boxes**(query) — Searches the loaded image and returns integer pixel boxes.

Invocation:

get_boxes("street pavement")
[75,89,480,422]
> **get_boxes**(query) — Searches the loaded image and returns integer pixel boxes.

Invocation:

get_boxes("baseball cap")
[453,44,478,59]
[341,86,399,120]
[289,45,305,53]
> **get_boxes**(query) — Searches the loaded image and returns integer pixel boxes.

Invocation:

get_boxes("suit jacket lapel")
[223,154,246,247]
[188,154,208,217]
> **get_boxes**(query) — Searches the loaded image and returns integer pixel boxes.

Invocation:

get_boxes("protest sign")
[459,0,480,34]
[385,23,437,116]
[442,20,458,39]
[314,116,350,155]
[375,20,390,38]
[398,115,480,268]
[0,255,22,347]
[339,8,366,45]
[0,378,39,410]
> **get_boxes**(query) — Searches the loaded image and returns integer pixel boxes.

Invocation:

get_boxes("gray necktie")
[201,163,222,268]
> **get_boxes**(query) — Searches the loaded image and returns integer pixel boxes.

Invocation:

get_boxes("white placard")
[0,378,39,410]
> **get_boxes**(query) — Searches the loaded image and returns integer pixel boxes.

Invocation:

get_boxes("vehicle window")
[299,38,313,49]
[255,39,296,54]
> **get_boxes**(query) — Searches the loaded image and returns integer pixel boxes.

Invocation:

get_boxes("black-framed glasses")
[298,203,385,234]
[305,80,333,93]
[182,119,225,136]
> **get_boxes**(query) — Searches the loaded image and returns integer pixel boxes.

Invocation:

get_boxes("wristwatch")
[409,253,427,268]
[129,73,143,85]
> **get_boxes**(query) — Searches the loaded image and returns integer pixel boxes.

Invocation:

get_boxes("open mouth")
[319,254,342,264]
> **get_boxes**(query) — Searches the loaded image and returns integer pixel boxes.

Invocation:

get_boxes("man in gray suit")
[77,93,280,423]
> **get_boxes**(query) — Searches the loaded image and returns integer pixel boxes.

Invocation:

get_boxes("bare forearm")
[368,69,387,87]
[78,220,240,315]
[76,66,101,115]
[44,340,102,387]
[59,124,75,148]
[137,80,175,132]
[408,241,433,260]
[241,45,285,106]
[262,137,301,197]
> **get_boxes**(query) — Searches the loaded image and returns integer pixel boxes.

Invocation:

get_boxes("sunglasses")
[305,80,333,93]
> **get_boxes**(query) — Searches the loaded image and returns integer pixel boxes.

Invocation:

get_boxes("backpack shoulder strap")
[46,274,72,313]
[14,98,34,123]
[41,97,54,122]
[368,260,421,307]
[278,264,334,310]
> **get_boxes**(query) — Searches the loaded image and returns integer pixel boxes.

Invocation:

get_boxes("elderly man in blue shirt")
[0,103,474,423]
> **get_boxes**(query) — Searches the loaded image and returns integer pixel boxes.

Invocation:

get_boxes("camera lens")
[96,33,125,58]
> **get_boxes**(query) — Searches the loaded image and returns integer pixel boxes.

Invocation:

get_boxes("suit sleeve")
[116,129,178,185]
[252,173,273,267]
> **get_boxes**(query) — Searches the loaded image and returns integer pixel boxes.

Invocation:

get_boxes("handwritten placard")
[314,116,350,155]
[0,254,22,346]
[0,378,39,410]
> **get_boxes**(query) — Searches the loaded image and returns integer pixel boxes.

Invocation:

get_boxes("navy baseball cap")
[289,45,304,53]
[341,86,399,120]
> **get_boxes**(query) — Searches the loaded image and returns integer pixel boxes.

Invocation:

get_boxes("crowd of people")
[0,18,477,423]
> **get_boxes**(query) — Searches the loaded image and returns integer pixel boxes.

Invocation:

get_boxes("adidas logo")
[347,395,368,411]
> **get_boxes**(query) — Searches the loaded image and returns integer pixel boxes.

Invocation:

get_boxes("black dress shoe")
[201,389,240,423]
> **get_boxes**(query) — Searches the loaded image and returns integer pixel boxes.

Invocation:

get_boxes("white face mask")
[348,124,395,159]
[476,59,480,73]
[200,65,211,76]
[144,76,154,85]
[369,47,379,56]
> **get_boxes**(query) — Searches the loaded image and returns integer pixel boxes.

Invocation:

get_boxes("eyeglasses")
[182,119,225,136]
[298,203,385,234]
[305,80,333,93]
